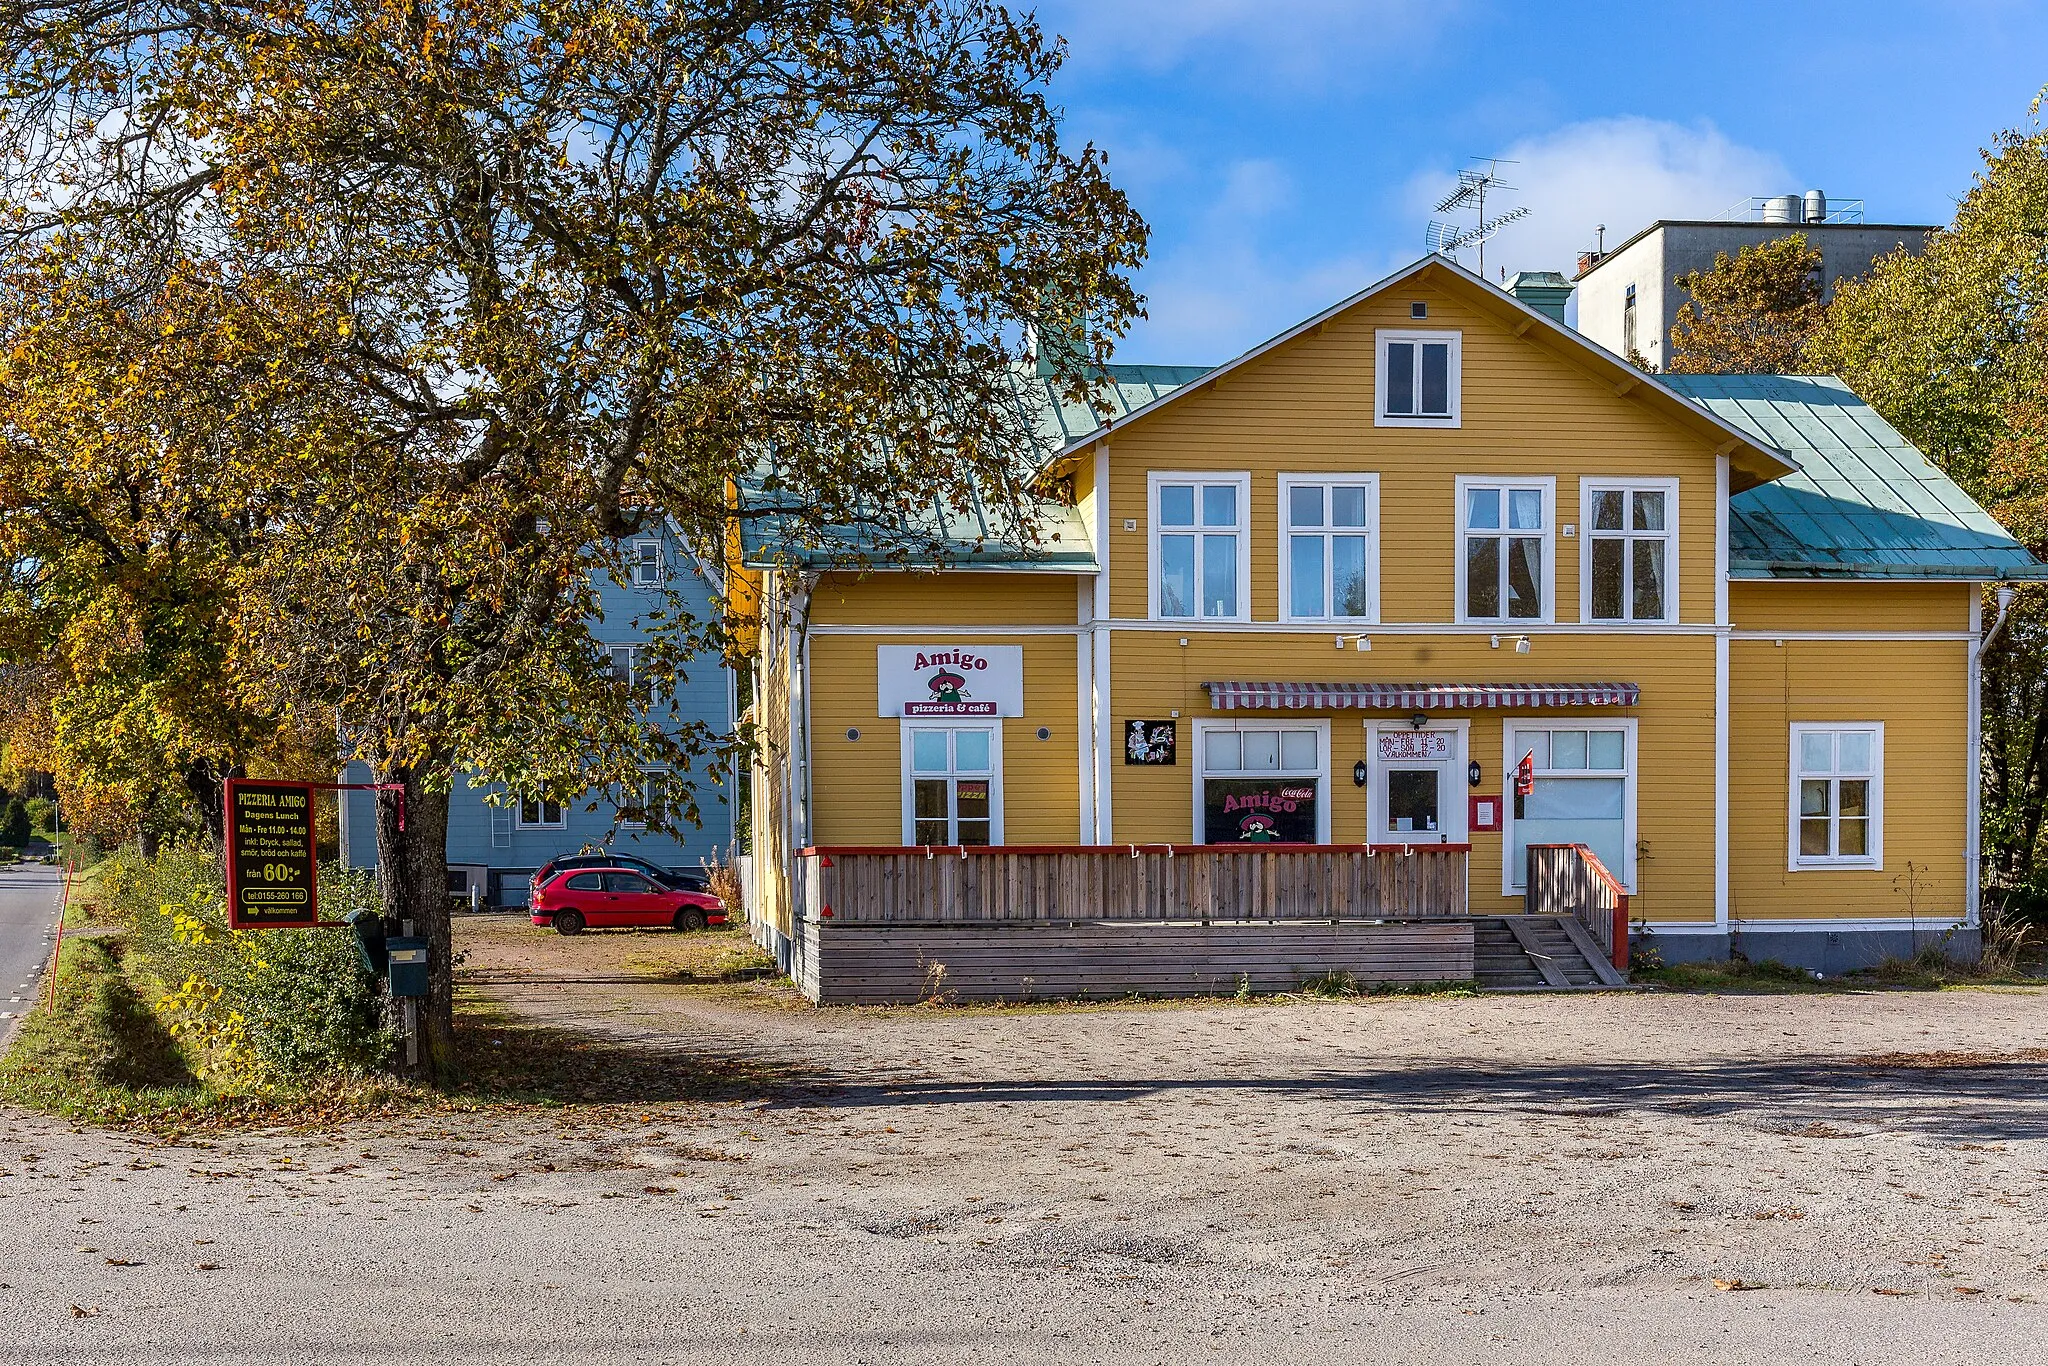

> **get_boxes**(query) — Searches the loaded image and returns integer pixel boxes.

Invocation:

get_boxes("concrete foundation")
[1638,925,1980,976]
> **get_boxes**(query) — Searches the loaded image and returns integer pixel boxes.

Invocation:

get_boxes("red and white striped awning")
[1203,681,1641,711]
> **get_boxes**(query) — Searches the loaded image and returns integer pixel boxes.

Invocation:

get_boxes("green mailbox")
[386,936,429,999]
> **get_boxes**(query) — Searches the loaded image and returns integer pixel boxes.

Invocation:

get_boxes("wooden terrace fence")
[801,843,1470,925]
[1524,843,1630,970]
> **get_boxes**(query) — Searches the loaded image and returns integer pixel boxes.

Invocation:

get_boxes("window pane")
[1201,484,1237,528]
[1590,539,1624,620]
[1419,343,1450,415]
[1289,485,1324,527]
[915,819,949,845]
[1551,730,1588,769]
[953,728,992,772]
[1281,730,1317,770]
[956,819,991,847]
[1591,489,1624,531]
[1799,817,1831,857]
[1159,484,1195,526]
[1388,769,1440,833]
[1332,536,1370,616]
[1632,539,1666,620]
[543,801,561,825]
[1837,731,1872,773]
[1838,816,1868,856]
[1587,730,1625,770]
[1799,779,1831,818]
[1517,776,1627,878]
[1159,534,1195,616]
[1837,778,1868,818]
[1201,534,1238,616]
[1513,731,1549,770]
[1633,490,1666,531]
[913,730,950,772]
[1466,487,1500,530]
[1508,488,1544,530]
[1385,341,1415,414]
[1241,731,1281,770]
[521,799,540,824]
[566,873,602,891]
[1331,485,1368,528]
[1466,537,1500,617]
[955,779,991,820]
[1507,536,1542,618]
[1799,731,1833,774]
[1205,731,1241,771]
[1290,536,1326,617]
[606,873,651,893]
[914,779,948,820]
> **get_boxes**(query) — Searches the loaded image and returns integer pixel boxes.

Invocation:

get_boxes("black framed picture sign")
[1125,719,1177,765]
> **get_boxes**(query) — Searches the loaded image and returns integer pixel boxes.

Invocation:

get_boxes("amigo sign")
[225,779,320,929]
[876,644,1024,718]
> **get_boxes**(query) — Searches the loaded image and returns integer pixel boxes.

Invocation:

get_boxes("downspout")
[1966,583,2017,928]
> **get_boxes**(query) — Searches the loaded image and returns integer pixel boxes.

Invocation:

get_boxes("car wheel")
[553,908,586,936]
[674,907,708,933]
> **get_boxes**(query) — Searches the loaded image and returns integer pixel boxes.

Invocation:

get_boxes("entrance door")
[1367,722,1468,845]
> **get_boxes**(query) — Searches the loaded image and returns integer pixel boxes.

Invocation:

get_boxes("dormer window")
[1376,330,1461,427]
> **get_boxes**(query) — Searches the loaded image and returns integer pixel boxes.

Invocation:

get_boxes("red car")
[529,865,725,935]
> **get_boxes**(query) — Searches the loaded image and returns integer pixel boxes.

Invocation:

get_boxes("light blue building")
[339,523,737,907]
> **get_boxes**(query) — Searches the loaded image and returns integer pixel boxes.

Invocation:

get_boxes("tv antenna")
[1425,158,1530,275]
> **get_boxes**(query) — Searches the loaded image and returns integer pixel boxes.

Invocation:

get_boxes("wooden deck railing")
[1525,843,1629,970]
[800,844,1469,925]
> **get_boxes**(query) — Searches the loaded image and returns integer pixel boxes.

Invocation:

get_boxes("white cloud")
[1409,117,1794,280]
[1035,0,1465,83]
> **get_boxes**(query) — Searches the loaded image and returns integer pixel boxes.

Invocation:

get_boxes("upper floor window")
[1150,473,1248,620]
[1458,477,1553,623]
[517,797,566,830]
[1280,475,1378,622]
[1790,724,1883,869]
[1376,330,1461,427]
[1583,480,1677,624]
[608,644,639,687]
[631,538,666,587]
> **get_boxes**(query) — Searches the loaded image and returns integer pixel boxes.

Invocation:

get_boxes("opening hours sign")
[225,779,320,929]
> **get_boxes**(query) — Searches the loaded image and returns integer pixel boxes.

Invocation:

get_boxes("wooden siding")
[1731,581,1974,634]
[804,845,1469,923]
[808,570,1082,625]
[807,632,1082,845]
[802,920,1475,1004]
[1729,637,1968,921]
[1098,280,1724,626]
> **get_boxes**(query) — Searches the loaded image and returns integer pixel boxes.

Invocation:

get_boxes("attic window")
[1376,330,1462,428]
[1410,302,1427,319]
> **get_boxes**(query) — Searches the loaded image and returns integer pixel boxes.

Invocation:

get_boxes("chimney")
[1503,270,1575,325]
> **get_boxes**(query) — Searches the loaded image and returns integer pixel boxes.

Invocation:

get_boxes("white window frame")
[1147,471,1251,622]
[619,768,663,830]
[1500,719,1638,895]
[1375,329,1463,428]
[631,538,666,587]
[1579,478,1679,625]
[1278,474,1381,624]
[516,796,567,830]
[900,721,1004,847]
[1788,723,1884,871]
[1455,475,1557,625]
[1190,718,1332,844]
[608,644,639,687]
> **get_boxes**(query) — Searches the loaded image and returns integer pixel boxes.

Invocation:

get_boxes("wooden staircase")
[1472,915,1630,990]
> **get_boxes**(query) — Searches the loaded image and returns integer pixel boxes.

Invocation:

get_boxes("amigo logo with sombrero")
[925,668,969,704]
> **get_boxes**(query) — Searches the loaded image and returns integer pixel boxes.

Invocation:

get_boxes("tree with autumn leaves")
[0,1,1147,1077]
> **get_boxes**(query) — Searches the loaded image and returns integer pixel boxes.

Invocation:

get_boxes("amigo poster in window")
[876,645,1024,717]
[1203,779,1318,844]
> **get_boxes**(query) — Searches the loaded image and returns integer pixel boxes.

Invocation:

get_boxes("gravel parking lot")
[0,916,2044,1364]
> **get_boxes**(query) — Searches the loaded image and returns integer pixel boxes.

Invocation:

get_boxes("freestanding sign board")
[224,779,320,929]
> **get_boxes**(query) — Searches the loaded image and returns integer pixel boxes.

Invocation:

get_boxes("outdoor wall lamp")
[1468,760,1483,787]
[1409,712,1429,729]
[1515,636,1532,654]
[1335,633,1372,651]
[1352,760,1368,788]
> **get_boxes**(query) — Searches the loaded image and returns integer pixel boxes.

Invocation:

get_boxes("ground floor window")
[1504,722,1634,892]
[517,797,566,830]
[1195,721,1329,843]
[1790,723,1883,869]
[902,723,1000,846]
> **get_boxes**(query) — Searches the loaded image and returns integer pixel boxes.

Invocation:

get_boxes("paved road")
[0,862,63,1038]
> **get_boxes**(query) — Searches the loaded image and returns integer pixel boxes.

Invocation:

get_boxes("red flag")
[1514,750,1536,799]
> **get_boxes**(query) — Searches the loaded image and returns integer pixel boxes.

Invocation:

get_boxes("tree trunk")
[372,764,453,1083]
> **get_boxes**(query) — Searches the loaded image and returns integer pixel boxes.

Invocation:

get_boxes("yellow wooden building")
[733,258,2045,1002]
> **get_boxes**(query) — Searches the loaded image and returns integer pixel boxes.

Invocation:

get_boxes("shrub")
[701,845,747,928]
[98,845,393,1088]
[0,798,27,847]
[23,796,54,835]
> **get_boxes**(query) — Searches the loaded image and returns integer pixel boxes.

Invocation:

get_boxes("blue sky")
[1030,0,2048,363]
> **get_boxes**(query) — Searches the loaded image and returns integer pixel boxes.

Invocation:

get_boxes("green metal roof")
[738,364,1209,572]
[1661,374,2048,581]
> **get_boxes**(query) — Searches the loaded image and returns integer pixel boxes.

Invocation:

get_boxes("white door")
[1366,722,1469,845]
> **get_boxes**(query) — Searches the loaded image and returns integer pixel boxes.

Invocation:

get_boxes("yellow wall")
[807,631,1082,845]
[1730,637,1968,921]
[1098,279,1724,626]
[1732,580,1973,634]
[808,570,1082,626]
